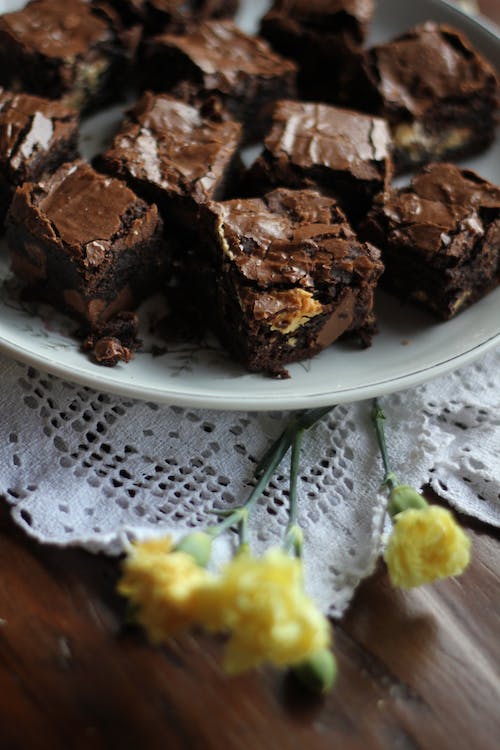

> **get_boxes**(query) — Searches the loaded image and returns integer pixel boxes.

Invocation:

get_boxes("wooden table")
[1,496,499,750]
[1,4,500,748]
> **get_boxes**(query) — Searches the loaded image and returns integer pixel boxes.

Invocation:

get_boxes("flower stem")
[371,398,398,490]
[284,425,305,557]
[210,405,336,544]
[255,405,335,478]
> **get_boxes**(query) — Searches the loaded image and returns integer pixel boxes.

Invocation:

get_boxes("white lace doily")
[1,347,499,618]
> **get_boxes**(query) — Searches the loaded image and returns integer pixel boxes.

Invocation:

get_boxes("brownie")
[141,20,297,142]
[188,0,239,19]
[96,92,242,228]
[245,100,393,224]
[0,0,130,111]
[102,0,238,29]
[195,188,383,375]
[361,163,500,319]
[356,23,500,172]
[6,160,167,336]
[0,90,79,226]
[260,0,374,103]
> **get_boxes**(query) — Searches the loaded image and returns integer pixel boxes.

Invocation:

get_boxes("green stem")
[288,427,303,529]
[371,398,398,490]
[284,426,305,557]
[209,404,336,546]
[255,405,336,478]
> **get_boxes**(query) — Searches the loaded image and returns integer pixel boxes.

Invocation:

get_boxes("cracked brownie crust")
[361,163,500,319]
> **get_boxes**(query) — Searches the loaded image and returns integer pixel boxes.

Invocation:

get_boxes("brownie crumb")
[92,337,133,366]
[82,311,140,365]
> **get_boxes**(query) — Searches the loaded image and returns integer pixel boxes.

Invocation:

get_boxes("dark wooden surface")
[1,499,499,750]
[1,4,500,748]
[479,0,500,26]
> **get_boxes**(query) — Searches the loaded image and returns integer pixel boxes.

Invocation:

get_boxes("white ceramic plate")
[0,0,498,410]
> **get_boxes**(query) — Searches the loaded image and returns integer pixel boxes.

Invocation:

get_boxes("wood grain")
[1,501,499,750]
[479,1,500,26]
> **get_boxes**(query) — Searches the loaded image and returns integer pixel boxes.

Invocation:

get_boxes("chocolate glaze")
[355,23,499,170]
[0,0,128,108]
[150,20,297,87]
[364,22,499,121]
[0,0,112,60]
[246,100,392,222]
[196,188,383,374]
[361,163,500,319]
[212,188,379,289]
[7,160,167,338]
[270,101,391,181]
[365,163,500,261]
[143,20,297,141]
[98,92,242,205]
[14,161,157,260]
[0,90,79,183]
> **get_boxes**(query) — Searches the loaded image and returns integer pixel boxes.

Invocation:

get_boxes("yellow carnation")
[196,548,331,674]
[118,537,212,641]
[384,506,471,589]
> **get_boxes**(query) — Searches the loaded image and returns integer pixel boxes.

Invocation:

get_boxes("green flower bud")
[175,532,212,567]
[292,648,337,694]
[388,485,428,518]
[286,523,304,558]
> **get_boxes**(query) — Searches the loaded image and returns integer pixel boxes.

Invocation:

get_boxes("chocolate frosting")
[153,20,297,89]
[211,187,382,289]
[10,161,160,264]
[101,92,242,202]
[367,22,499,120]
[263,100,392,183]
[0,90,78,181]
[0,0,113,60]
[367,163,500,260]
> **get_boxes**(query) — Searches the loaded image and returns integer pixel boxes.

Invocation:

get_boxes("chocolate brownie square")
[0,90,79,226]
[0,0,130,111]
[356,23,499,172]
[361,163,500,319]
[141,20,297,142]
[260,0,374,103]
[96,92,242,227]
[189,0,239,19]
[245,100,393,224]
[102,0,238,29]
[197,188,383,375]
[6,161,167,335]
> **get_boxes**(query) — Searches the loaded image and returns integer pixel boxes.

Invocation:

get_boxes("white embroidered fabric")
[1,347,498,618]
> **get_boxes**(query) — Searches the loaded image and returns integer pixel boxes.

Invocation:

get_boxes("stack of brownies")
[0,0,499,375]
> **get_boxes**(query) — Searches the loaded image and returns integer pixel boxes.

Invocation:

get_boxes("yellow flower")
[384,506,471,589]
[197,548,331,674]
[118,537,212,641]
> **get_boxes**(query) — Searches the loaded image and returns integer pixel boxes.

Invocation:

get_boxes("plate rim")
[0,0,498,411]
[0,323,498,410]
